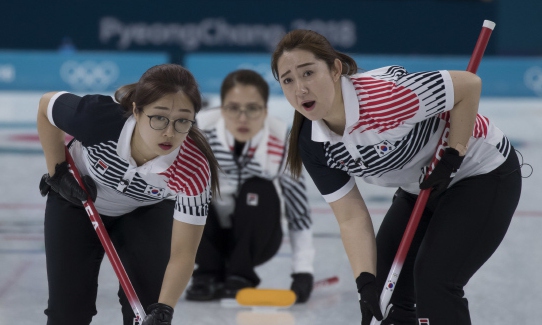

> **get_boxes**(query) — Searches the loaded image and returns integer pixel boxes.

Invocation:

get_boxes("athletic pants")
[43,191,174,325]
[193,177,282,286]
[376,149,522,325]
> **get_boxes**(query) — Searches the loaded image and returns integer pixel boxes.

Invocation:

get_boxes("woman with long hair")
[37,64,219,325]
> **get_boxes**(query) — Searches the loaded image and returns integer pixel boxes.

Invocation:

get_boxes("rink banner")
[0,51,168,92]
[185,54,542,98]
[0,0,500,56]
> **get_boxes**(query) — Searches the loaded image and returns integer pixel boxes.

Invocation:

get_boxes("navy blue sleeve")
[298,118,351,196]
[51,93,126,145]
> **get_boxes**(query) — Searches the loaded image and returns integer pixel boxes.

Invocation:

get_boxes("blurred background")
[1,0,541,99]
[1,0,541,324]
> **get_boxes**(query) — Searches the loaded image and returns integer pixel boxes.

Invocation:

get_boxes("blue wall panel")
[0,51,168,92]
[185,53,542,98]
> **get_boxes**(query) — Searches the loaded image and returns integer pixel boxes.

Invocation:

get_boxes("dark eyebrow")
[152,106,193,114]
[279,62,315,79]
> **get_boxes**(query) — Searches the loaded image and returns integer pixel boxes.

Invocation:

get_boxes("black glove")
[142,303,174,325]
[356,272,383,325]
[419,147,465,199]
[40,161,97,206]
[290,273,314,303]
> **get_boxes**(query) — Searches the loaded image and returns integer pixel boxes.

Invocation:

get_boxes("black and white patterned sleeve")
[170,137,213,225]
[279,161,315,274]
[279,171,311,231]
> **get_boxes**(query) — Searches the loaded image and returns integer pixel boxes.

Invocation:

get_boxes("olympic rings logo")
[60,60,119,91]
[524,66,542,97]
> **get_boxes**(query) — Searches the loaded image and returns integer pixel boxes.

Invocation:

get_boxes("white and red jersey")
[300,66,511,202]
[197,108,314,273]
[47,92,212,225]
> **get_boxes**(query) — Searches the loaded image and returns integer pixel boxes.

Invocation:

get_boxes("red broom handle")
[64,147,146,323]
[371,20,495,325]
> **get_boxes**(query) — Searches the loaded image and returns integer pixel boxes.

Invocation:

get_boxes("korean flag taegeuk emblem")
[374,140,396,157]
[144,185,165,198]
[94,159,109,175]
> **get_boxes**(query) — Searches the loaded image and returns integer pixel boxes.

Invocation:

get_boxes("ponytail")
[114,83,137,115]
[337,52,358,76]
[285,111,307,179]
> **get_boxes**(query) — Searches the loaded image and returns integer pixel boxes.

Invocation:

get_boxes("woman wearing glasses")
[37,64,219,325]
[185,69,315,303]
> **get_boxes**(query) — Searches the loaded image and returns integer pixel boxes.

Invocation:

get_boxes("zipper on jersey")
[116,179,130,193]
[116,167,138,193]
[233,140,254,195]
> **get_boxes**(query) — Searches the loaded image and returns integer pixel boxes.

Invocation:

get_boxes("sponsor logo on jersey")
[95,159,109,175]
[144,185,165,198]
[419,318,430,325]
[247,193,259,206]
[374,140,396,157]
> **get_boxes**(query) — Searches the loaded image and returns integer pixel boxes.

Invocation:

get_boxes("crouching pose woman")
[185,69,315,303]
[37,64,219,325]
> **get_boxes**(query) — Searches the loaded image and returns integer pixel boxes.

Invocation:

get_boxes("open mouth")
[302,101,316,111]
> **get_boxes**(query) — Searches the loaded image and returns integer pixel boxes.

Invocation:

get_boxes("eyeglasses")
[144,114,195,134]
[222,104,265,119]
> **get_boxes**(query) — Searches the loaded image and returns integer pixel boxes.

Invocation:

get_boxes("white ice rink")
[0,92,541,324]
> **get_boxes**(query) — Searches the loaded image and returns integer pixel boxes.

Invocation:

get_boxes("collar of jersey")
[311,75,360,143]
[117,115,179,173]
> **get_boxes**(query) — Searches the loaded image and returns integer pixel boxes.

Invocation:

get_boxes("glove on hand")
[41,161,97,206]
[419,147,465,199]
[356,272,383,325]
[290,273,314,303]
[142,303,174,325]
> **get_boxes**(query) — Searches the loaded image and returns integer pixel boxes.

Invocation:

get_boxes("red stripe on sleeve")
[160,137,211,196]
[350,77,419,134]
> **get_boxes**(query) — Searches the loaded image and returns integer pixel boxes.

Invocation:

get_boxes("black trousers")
[43,191,174,325]
[193,177,282,286]
[376,150,522,325]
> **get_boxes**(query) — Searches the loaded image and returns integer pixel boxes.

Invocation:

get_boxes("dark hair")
[114,63,220,196]
[271,29,358,178]
[220,69,269,105]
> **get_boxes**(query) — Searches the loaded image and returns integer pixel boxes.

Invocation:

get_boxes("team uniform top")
[300,66,512,203]
[46,92,212,225]
[196,109,314,273]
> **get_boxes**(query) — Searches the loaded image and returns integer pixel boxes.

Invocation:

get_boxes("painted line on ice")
[0,203,46,209]
[0,259,34,300]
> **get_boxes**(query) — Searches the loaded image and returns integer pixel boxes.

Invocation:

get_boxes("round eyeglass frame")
[144,113,195,134]
[221,104,265,120]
